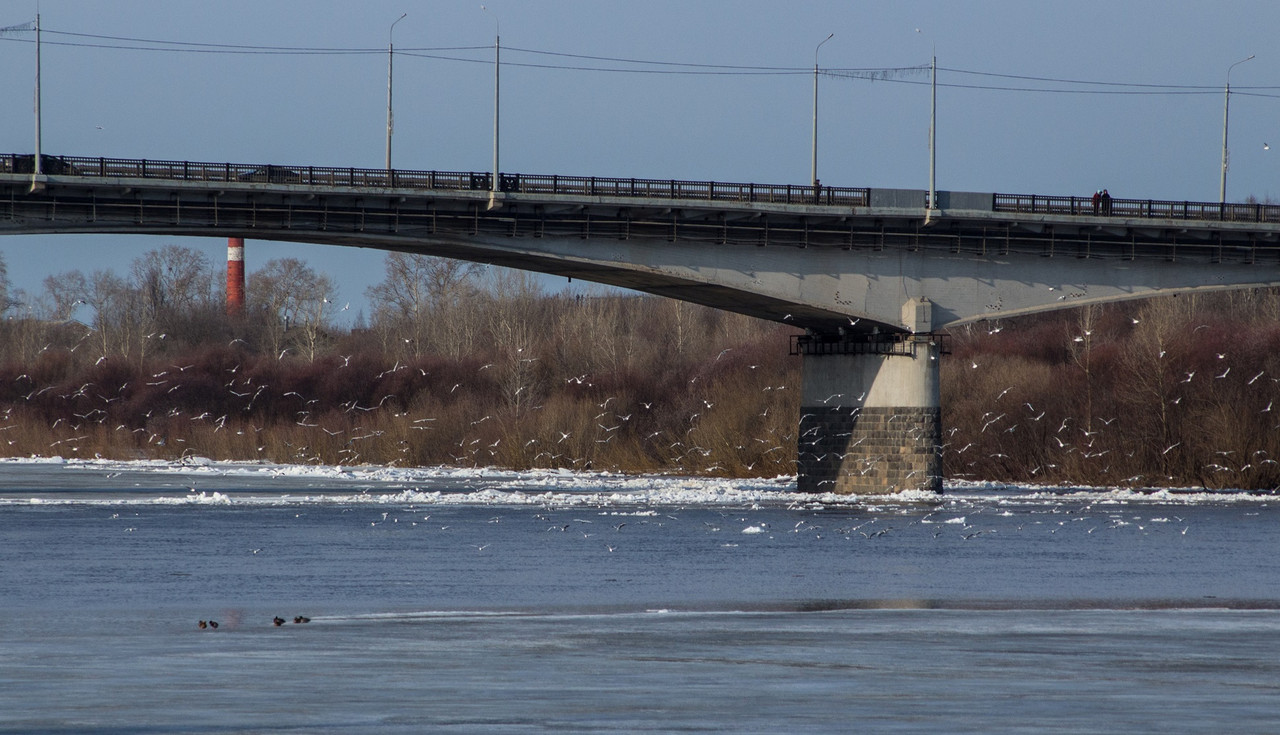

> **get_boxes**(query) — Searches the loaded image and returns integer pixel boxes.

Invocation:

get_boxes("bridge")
[6,153,1280,494]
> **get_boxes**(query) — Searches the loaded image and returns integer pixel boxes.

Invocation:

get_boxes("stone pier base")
[796,337,942,495]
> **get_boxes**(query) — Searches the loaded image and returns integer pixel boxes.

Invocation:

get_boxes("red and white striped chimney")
[226,237,245,316]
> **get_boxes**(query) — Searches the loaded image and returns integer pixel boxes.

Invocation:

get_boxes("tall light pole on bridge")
[811,33,833,188]
[33,12,41,179]
[482,5,500,193]
[386,13,407,172]
[1220,54,1254,204]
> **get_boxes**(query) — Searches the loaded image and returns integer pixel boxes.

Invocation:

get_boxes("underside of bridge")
[6,160,1280,494]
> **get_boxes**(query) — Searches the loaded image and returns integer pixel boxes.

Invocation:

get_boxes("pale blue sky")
[2,0,1279,319]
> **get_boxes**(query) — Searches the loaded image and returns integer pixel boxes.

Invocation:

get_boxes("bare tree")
[1119,297,1192,477]
[131,245,214,325]
[84,270,145,360]
[483,268,545,415]
[1066,304,1098,433]
[248,258,336,360]
[0,253,16,314]
[43,271,89,322]
[367,253,482,359]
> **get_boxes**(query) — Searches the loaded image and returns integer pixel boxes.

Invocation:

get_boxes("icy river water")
[2,458,1278,733]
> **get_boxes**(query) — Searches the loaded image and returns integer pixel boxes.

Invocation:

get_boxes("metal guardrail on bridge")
[993,192,1280,224]
[5,153,1280,224]
[0,153,868,207]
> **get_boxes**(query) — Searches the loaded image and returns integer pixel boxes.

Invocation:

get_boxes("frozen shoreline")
[0,455,1274,508]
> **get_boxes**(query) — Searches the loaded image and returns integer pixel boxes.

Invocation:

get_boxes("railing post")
[99,157,105,176]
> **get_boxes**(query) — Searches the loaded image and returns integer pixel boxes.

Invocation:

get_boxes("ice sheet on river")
[0,456,1274,508]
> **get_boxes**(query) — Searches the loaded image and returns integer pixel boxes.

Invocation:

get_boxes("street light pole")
[811,33,833,188]
[929,53,937,211]
[386,13,407,172]
[33,12,41,178]
[1220,54,1254,203]
[483,6,500,193]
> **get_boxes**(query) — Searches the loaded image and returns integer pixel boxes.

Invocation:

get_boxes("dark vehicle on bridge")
[7,154,83,175]
[236,165,304,184]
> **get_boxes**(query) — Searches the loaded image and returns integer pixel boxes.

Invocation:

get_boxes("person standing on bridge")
[1101,189,1112,215]
[1092,190,1102,215]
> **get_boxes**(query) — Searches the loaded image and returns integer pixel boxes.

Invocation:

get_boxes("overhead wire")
[0,23,1276,96]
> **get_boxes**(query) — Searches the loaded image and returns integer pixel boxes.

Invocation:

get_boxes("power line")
[2,23,1278,96]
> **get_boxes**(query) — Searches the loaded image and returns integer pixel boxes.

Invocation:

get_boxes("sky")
[2,0,1280,322]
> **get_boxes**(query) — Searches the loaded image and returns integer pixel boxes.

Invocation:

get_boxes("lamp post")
[386,13,407,172]
[811,33,833,188]
[929,53,937,211]
[482,5,500,193]
[34,12,41,178]
[1220,54,1254,203]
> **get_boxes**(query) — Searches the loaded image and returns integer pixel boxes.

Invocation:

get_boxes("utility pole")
[34,12,42,178]
[386,13,407,172]
[811,33,833,188]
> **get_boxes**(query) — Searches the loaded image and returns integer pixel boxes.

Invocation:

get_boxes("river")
[2,458,1278,733]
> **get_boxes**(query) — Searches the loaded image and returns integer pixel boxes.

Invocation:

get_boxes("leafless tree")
[367,253,482,359]
[131,245,215,325]
[248,258,336,360]
[0,253,16,314]
[42,271,89,323]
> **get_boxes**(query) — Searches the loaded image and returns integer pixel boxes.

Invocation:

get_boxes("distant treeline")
[0,246,1277,489]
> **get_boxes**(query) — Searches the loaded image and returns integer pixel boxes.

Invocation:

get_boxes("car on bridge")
[236,165,304,184]
[5,154,83,175]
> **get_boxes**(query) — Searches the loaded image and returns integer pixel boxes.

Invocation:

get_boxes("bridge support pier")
[796,334,942,495]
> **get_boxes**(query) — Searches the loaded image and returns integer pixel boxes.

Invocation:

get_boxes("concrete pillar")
[796,336,942,495]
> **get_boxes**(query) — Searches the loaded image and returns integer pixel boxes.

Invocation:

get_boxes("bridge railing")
[0,153,870,206]
[994,193,1280,223]
[503,173,869,206]
[4,153,1279,224]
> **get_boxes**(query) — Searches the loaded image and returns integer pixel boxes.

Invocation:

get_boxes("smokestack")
[226,237,245,316]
